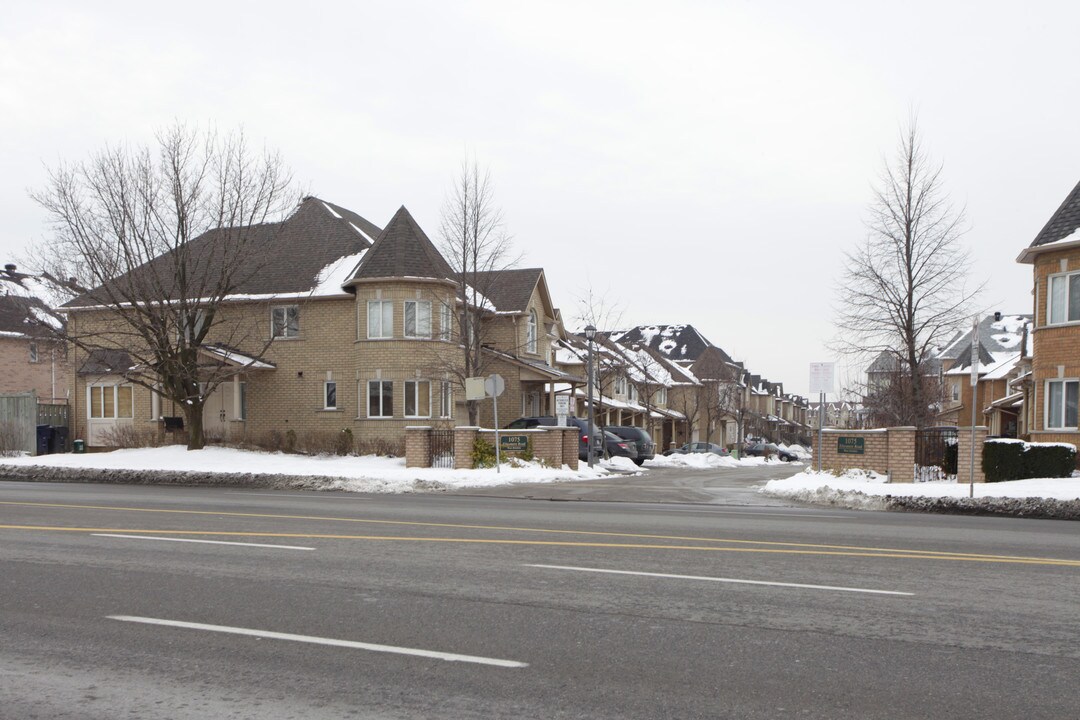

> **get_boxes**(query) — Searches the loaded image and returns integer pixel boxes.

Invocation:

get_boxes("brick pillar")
[956,426,988,484]
[404,427,432,468]
[561,427,578,470]
[453,426,479,469]
[886,426,916,483]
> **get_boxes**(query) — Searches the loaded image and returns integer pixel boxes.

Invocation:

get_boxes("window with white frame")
[1046,379,1079,429]
[324,381,337,410]
[526,308,538,353]
[655,387,667,406]
[238,382,247,421]
[405,380,431,418]
[1048,271,1080,325]
[951,379,961,402]
[439,304,452,341]
[271,305,300,339]
[88,384,134,419]
[367,300,393,339]
[404,300,432,338]
[181,308,206,343]
[614,375,627,395]
[627,383,637,403]
[28,342,38,363]
[367,380,393,417]
[438,380,453,418]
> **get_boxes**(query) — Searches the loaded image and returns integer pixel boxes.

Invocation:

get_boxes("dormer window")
[526,309,538,354]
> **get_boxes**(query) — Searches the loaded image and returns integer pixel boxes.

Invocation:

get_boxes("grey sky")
[3,1,1077,396]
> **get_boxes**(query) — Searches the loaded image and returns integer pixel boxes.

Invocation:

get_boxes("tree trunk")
[185,400,205,450]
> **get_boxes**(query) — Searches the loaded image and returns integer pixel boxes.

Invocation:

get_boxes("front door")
[201,383,232,441]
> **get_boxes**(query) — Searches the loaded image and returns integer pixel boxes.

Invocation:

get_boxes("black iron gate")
[429,429,455,468]
[915,426,958,482]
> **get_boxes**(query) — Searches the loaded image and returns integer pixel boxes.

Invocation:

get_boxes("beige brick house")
[1017,179,1080,456]
[63,197,584,450]
[0,276,69,403]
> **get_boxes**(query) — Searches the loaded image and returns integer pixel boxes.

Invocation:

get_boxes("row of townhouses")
[23,196,811,452]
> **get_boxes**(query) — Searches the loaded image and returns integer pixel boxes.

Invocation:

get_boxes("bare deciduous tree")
[834,118,981,427]
[31,124,295,449]
[438,159,519,424]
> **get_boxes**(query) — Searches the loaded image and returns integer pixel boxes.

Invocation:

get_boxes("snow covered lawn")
[0,446,619,493]
[762,468,1080,502]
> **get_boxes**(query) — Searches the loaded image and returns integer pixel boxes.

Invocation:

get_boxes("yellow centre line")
[2,524,1080,561]
[1,500,1077,567]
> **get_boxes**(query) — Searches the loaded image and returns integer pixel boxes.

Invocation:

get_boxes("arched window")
[526,308,538,354]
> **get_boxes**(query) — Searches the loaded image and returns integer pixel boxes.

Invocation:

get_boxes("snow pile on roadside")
[644,453,789,469]
[762,468,1080,503]
[0,445,615,492]
[776,443,813,460]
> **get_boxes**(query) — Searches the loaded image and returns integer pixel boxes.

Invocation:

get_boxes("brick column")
[886,426,916,483]
[404,427,432,468]
[956,426,988,484]
[453,427,479,469]
[561,427,579,470]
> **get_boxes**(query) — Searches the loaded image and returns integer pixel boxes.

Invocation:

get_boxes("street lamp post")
[584,324,597,468]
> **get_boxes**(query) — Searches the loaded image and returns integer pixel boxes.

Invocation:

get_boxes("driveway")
[450,460,807,505]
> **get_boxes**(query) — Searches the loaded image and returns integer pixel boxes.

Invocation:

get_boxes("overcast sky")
[3,1,1078,396]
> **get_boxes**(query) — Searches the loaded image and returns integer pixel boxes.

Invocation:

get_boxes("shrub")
[942,442,958,476]
[335,428,354,456]
[472,436,497,468]
[983,439,1076,482]
[284,428,297,454]
[99,424,166,449]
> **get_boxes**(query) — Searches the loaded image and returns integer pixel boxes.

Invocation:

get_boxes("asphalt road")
[2,475,1079,719]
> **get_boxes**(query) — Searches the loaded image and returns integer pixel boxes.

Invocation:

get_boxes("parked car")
[504,416,636,462]
[605,426,656,466]
[664,442,730,457]
[743,441,799,461]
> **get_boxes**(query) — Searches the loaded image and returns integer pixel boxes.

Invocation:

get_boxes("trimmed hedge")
[982,439,1077,482]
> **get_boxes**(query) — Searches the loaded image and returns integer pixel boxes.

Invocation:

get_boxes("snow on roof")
[349,222,376,243]
[311,249,368,296]
[321,201,343,219]
[200,345,276,369]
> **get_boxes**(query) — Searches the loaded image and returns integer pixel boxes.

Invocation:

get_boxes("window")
[405,380,431,418]
[368,300,393,339]
[438,381,453,418]
[655,387,667,406]
[526,308,538,353]
[367,380,393,418]
[1046,379,1079,429]
[439,304,452,341]
[239,382,247,421]
[28,343,38,363]
[324,381,337,410]
[89,385,134,419]
[627,384,637,403]
[181,309,206,343]
[1048,272,1080,325]
[951,379,961,402]
[614,375,627,395]
[271,305,300,338]
[404,300,432,338]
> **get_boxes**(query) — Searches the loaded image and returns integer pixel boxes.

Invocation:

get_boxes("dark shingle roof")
[77,348,133,375]
[464,268,543,312]
[0,295,59,337]
[349,206,455,283]
[65,197,380,308]
[1030,178,1080,247]
[610,324,729,364]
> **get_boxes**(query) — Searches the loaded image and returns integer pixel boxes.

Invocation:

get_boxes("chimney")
[3,264,15,274]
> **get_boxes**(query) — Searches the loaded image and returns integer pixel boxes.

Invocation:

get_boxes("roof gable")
[349,206,455,282]
[609,324,730,364]
[464,268,549,315]
[1029,178,1080,248]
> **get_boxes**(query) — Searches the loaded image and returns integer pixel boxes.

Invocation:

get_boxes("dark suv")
[504,416,637,462]
[605,426,655,466]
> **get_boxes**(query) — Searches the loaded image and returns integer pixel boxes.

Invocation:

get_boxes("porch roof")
[199,344,276,370]
[483,347,581,383]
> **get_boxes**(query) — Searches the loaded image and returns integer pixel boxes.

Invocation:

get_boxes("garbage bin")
[49,426,69,453]
[36,425,53,456]
[73,439,85,454]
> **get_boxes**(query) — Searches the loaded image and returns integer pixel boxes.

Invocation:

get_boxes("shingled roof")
[65,197,380,308]
[609,324,730,364]
[349,206,455,283]
[1029,178,1080,248]
[464,268,544,313]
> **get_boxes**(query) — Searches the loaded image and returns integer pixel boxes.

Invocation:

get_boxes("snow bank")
[762,468,1080,502]
[0,446,620,493]
[644,453,790,469]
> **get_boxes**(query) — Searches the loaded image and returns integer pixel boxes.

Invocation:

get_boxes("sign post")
[555,395,570,427]
[485,374,506,473]
[969,316,979,498]
[809,362,835,473]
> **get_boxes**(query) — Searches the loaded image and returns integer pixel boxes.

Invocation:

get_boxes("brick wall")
[0,338,69,403]
[819,428,892,475]
[1029,246,1080,457]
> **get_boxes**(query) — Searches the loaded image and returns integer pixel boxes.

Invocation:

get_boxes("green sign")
[500,434,530,452]
[837,437,865,455]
